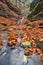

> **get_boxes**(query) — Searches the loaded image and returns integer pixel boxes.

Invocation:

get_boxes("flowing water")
[0,40,43,65]
[0,16,43,65]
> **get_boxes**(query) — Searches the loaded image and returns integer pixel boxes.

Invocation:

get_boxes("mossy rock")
[28,2,43,21]
[35,39,43,51]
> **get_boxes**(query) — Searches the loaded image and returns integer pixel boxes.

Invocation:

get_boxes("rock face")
[9,0,33,16]
[27,0,43,21]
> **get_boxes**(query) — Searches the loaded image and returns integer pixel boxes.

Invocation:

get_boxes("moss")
[35,39,43,50]
[28,2,43,21]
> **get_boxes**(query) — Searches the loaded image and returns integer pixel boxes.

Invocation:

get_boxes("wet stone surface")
[0,45,43,65]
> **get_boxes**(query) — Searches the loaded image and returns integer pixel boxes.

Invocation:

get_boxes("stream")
[0,17,43,65]
[0,40,43,65]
